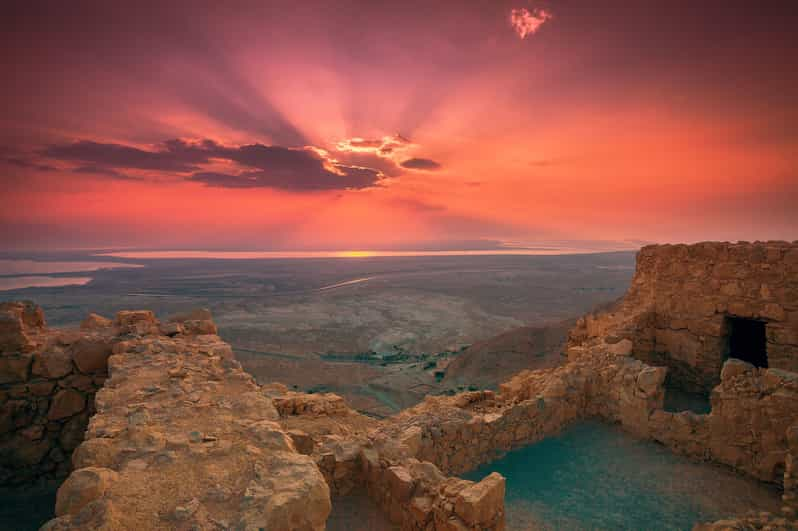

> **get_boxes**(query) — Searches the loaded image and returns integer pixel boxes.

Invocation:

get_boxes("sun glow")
[335,251,376,258]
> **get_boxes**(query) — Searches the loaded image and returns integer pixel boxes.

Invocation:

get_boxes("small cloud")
[510,7,552,39]
[336,134,413,158]
[400,158,442,171]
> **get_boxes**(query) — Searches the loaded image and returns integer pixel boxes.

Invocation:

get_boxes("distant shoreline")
[96,248,639,260]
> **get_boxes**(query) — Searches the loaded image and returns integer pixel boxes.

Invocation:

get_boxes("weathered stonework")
[1,302,108,485]
[570,241,798,392]
[16,306,505,531]
[41,309,333,531]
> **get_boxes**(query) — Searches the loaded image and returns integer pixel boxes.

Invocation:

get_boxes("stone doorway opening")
[726,317,768,368]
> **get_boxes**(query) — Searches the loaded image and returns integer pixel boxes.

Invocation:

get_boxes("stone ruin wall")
[566,241,798,487]
[649,358,798,484]
[0,302,109,485]
[571,241,798,392]
[0,303,221,488]
[0,305,506,531]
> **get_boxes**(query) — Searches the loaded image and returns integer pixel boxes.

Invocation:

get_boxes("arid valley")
[1,251,635,417]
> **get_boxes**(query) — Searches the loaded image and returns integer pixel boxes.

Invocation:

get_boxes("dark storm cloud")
[39,138,385,191]
[400,158,442,170]
[41,140,211,172]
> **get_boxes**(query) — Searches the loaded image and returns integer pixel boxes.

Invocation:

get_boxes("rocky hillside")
[443,320,572,389]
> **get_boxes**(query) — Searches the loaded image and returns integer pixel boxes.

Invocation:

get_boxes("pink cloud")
[510,7,553,39]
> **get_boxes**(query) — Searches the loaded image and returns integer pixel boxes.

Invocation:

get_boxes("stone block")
[720,358,754,382]
[410,495,434,524]
[32,350,74,379]
[182,319,218,335]
[0,353,33,383]
[454,472,505,525]
[762,303,787,322]
[48,389,86,420]
[29,381,55,396]
[637,366,667,398]
[0,301,44,353]
[607,338,633,356]
[400,425,423,457]
[80,313,112,330]
[387,465,415,501]
[55,467,119,517]
[159,321,183,337]
[71,337,113,373]
[115,310,158,335]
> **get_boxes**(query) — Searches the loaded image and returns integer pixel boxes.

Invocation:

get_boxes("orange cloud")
[510,7,553,39]
[335,134,412,158]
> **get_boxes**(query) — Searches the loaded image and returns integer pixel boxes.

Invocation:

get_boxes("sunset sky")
[2,1,797,251]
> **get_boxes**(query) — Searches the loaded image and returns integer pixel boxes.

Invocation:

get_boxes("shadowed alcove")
[726,317,768,368]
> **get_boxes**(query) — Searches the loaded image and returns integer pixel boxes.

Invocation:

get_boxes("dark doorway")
[727,317,768,368]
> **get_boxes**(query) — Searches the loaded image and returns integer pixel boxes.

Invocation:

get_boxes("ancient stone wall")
[649,358,798,484]
[0,303,111,485]
[570,241,798,392]
[373,349,666,477]
[43,309,334,531]
[270,386,509,530]
[17,304,507,531]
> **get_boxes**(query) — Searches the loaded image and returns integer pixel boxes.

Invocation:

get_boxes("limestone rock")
[182,319,218,335]
[637,366,666,397]
[720,358,754,382]
[0,352,33,383]
[399,425,423,457]
[115,310,158,335]
[608,338,633,356]
[80,313,112,330]
[55,467,119,516]
[0,301,44,353]
[454,472,505,525]
[158,321,183,336]
[238,457,331,531]
[32,350,73,379]
[48,389,85,420]
[71,337,113,373]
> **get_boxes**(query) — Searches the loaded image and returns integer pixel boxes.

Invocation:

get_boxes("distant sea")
[98,246,640,260]
[0,259,142,291]
[0,243,641,291]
